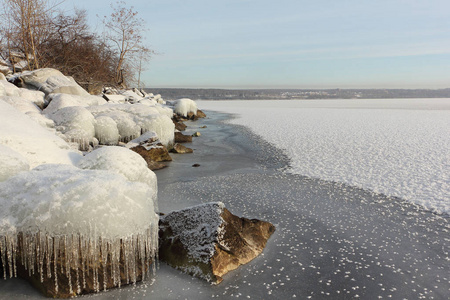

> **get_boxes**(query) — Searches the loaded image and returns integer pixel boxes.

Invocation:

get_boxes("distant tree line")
[0,0,151,91]
[145,88,450,100]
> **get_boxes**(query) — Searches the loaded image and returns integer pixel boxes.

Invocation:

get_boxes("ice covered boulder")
[44,93,107,115]
[88,104,175,146]
[172,98,197,118]
[48,106,96,151]
[0,96,41,114]
[0,164,159,297]
[0,100,82,168]
[77,146,158,201]
[0,145,30,182]
[16,68,89,96]
[126,133,172,171]
[94,116,120,145]
[159,202,275,284]
[0,72,6,81]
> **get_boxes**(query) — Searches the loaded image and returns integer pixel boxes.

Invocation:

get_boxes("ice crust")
[88,104,175,146]
[172,98,198,117]
[200,99,450,214]
[44,93,107,115]
[0,144,30,182]
[0,100,82,168]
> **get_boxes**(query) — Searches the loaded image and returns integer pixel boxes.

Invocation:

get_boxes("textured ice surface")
[94,116,120,145]
[0,100,82,168]
[88,104,175,146]
[200,99,450,214]
[77,146,158,209]
[172,98,198,117]
[44,93,106,115]
[0,96,41,114]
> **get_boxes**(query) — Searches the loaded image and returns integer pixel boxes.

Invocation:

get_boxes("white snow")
[77,146,158,208]
[88,104,175,146]
[200,99,450,214]
[44,93,106,115]
[94,116,120,145]
[0,145,30,182]
[172,98,198,117]
[0,100,82,168]
[125,131,159,149]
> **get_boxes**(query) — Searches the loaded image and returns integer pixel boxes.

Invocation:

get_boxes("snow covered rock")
[44,93,106,115]
[16,68,89,96]
[94,116,120,145]
[172,98,198,118]
[159,202,275,284]
[0,100,82,168]
[77,146,158,201]
[88,104,175,146]
[0,164,159,297]
[125,134,172,170]
[48,106,97,151]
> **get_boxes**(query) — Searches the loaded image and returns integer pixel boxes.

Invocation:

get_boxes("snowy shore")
[1,109,449,299]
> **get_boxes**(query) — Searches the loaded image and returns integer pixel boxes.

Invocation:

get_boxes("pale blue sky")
[61,0,450,89]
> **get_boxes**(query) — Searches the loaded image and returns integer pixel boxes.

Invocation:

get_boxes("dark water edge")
[0,110,448,300]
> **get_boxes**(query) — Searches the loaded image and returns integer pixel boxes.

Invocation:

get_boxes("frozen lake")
[1,102,449,299]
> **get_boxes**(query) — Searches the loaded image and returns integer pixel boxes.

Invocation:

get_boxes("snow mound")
[0,145,29,182]
[0,96,41,114]
[0,80,20,96]
[77,146,157,202]
[173,98,197,117]
[17,88,45,108]
[0,100,82,168]
[125,131,158,149]
[44,93,107,115]
[0,164,159,289]
[0,164,157,238]
[94,116,120,145]
[48,106,96,151]
[17,68,89,96]
[160,202,225,263]
[88,104,175,146]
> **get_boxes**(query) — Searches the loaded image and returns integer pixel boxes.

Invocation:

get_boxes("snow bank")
[44,93,107,115]
[88,104,175,146]
[0,164,159,289]
[0,100,82,168]
[77,146,158,208]
[200,99,450,214]
[0,145,29,182]
[17,68,89,96]
[48,106,97,150]
[173,98,197,117]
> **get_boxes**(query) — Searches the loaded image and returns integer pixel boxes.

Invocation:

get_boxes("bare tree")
[102,1,152,87]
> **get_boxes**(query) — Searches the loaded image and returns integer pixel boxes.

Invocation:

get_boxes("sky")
[60,0,450,89]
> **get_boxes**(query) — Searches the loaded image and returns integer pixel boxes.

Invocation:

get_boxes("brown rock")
[130,143,172,163]
[174,132,192,143]
[196,109,207,118]
[159,203,275,284]
[170,143,193,154]
[174,121,187,131]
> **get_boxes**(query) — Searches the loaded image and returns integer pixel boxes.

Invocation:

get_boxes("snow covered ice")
[200,98,450,214]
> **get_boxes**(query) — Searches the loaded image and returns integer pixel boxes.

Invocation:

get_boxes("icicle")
[54,236,59,294]
[46,235,52,279]
[1,236,6,279]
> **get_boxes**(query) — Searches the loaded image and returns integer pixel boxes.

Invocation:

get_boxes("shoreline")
[1,108,448,299]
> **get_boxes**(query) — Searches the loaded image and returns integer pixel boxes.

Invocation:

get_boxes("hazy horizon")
[61,0,450,89]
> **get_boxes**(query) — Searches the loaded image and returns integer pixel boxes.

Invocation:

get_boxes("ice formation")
[125,131,159,149]
[88,104,175,146]
[0,100,82,168]
[44,93,107,115]
[48,106,97,151]
[173,98,198,117]
[94,116,120,145]
[16,68,89,96]
[0,144,30,182]
[77,146,158,209]
[0,95,41,114]
[0,164,159,292]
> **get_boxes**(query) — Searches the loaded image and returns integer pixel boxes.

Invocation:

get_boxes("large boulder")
[159,202,275,284]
